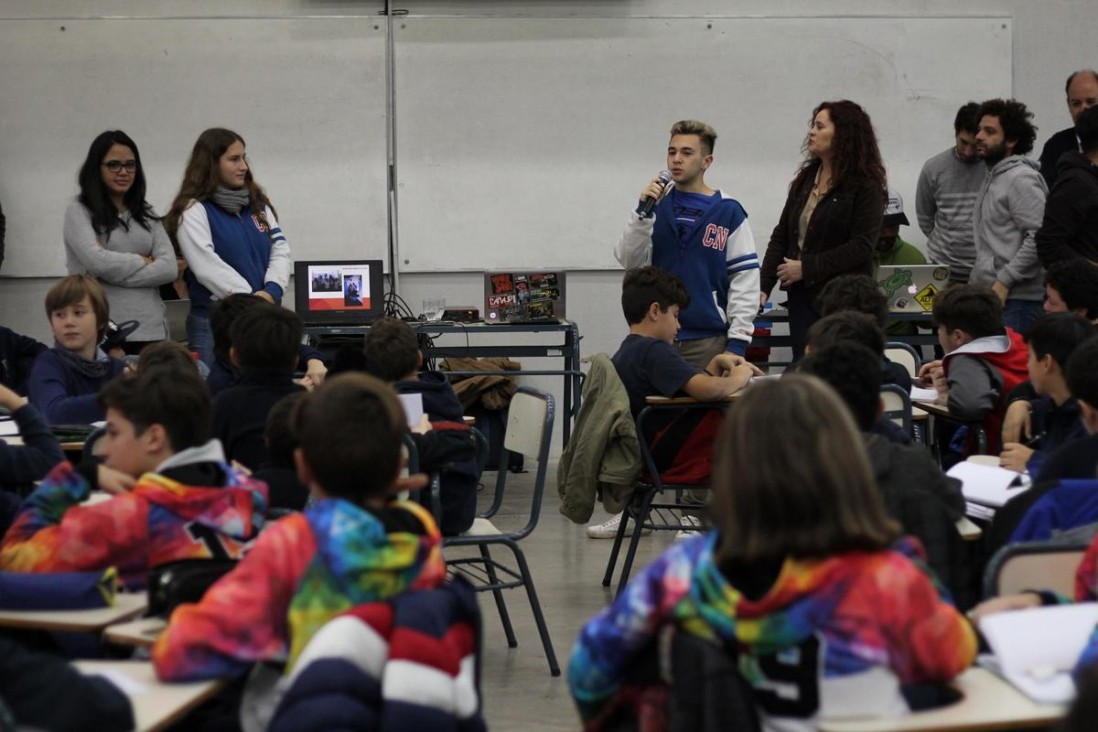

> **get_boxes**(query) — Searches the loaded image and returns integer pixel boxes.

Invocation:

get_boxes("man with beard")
[971,98,1048,333]
[1038,69,1098,190]
[916,102,985,284]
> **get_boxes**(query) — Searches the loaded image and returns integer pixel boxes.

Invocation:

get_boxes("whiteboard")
[394,16,1012,272]
[0,17,387,277]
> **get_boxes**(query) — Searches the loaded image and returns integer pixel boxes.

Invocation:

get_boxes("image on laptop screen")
[293,259,385,325]
[484,270,566,324]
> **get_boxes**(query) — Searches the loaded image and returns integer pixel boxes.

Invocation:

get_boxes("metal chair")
[982,540,1088,599]
[443,387,560,676]
[880,384,915,440]
[602,401,719,598]
[885,341,921,379]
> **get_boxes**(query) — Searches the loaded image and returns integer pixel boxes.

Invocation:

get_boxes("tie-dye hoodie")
[151,497,444,681]
[569,533,975,732]
[0,445,266,590]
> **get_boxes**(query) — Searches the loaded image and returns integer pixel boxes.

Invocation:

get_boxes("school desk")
[104,616,168,648]
[818,667,1066,732]
[73,660,229,732]
[0,591,147,632]
[307,319,582,442]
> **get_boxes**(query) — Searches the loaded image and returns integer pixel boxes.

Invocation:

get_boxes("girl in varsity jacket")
[569,376,975,732]
[165,128,291,366]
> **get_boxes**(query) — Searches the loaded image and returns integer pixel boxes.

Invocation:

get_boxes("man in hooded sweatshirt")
[1036,105,1098,267]
[970,98,1048,334]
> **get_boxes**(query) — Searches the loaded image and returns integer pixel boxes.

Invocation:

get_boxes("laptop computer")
[876,264,951,313]
[484,271,566,324]
[293,259,385,326]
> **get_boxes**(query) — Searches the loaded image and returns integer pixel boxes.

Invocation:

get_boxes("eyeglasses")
[102,160,137,173]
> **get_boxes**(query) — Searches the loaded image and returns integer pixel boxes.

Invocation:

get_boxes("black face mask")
[877,236,898,253]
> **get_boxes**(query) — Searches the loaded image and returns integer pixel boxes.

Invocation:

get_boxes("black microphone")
[640,170,672,217]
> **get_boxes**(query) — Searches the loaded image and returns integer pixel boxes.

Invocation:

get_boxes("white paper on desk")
[947,461,1029,507]
[979,603,1098,703]
[0,419,18,437]
[397,393,424,429]
[85,668,150,695]
[909,386,939,402]
[965,501,997,521]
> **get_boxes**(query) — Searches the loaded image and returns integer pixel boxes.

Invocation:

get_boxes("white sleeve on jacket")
[63,202,145,281]
[614,211,655,268]
[724,220,759,345]
[176,201,252,299]
[261,206,292,291]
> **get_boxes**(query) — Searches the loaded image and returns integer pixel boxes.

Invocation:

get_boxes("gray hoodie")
[970,156,1048,302]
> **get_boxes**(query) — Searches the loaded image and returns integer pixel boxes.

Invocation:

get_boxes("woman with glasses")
[164,128,291,365]
[64,131,178,354]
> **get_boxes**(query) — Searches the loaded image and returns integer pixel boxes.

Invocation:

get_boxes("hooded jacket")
[569,534,975,732]
[151,498,444,681]
[0,442,266,589]
[941,330,1029,454]
[970,156,1048,301]
[1036,151,1098,266]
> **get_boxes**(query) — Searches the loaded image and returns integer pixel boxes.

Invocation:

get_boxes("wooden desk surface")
[819,668,1065,732]
[912,400,951,419]
[0,591,147,632]
[104,616,168,648]
[74,660,228,732]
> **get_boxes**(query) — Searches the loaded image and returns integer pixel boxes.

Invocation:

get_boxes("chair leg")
[506,539,560,677]
[480,544,517,648]
[615,489,657,599]
[601,503,635,587]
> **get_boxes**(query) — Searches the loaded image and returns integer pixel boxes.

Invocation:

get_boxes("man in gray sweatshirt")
[916,102,985,283]
[971,98,1048,334]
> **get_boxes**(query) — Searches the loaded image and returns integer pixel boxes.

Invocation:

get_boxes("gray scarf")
[212,186,252,215]
[53,343,113,379]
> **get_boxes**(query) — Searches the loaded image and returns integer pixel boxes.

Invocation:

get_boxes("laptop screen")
[293,260,385,325]
[484,271,566,323]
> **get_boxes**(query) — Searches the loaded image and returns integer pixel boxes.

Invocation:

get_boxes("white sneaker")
[586,512,652,540]
[674,514,704,542]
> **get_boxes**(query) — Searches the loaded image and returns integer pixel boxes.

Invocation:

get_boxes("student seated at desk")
[569,376,976,731]
[207,293,327,396]
[797,343,969,606]
[999,313,1096,474]
[805,307,911,397]
[586,267,760,540]
[251,392,309,512]
[817,272,919,349]
[0,382,65,537]
[1043,260,1098,324]
[0,365,266,589]
[151,374,444,727]
[917,284,1029,455]
[27,275,126,424]
[365,317,478,536]
[211,303,305,471]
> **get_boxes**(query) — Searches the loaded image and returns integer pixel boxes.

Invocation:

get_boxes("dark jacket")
[1036,151,1098,266]
[211,375,305,470]
[1038,126,1079,190]
[761,165,885,299]
[26,349,126,424]
[0,403,65,494]
[0,326,45,394]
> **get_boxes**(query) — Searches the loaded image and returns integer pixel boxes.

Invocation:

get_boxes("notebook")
[293,260,385,326]
[876,264,951,313]
[484,271,566,324]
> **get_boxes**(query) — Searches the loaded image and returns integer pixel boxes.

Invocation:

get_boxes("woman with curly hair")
[760,100,888,359]
[164,128,292,365]
[64,131,178,352]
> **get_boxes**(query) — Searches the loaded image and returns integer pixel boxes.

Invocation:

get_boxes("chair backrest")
[885,342,921,378]
[880,384,913,437]
[489,387,554,537]
[982,541,1088,599]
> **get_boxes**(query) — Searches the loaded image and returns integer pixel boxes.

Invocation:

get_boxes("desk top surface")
[0,591,147,632]
[306,319,578,335]
[103,616,168,649]
[74,660,228,732]
[818,668,1064,732]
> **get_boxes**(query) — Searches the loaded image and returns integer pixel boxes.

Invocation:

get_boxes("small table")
[74,660,229,732]
[0,592,147,632]
[819,668,1066,732]
[104,616,168,648]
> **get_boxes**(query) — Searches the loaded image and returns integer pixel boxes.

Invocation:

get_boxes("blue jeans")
[186,310,215,367]
[1003,299,1043,334]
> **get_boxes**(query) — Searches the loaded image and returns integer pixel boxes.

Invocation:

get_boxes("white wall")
[1,0,1092,448]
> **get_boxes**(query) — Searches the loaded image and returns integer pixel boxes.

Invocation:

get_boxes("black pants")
[786,289,819,363]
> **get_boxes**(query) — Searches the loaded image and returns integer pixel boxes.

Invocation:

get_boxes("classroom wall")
[0,0,1092,449]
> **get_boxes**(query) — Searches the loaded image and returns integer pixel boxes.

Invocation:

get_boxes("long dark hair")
[164,128,275,250]
[790,100,887,194]
[77,130,157,236]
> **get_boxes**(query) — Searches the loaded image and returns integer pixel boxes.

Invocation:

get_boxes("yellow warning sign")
[915,283,939,311]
